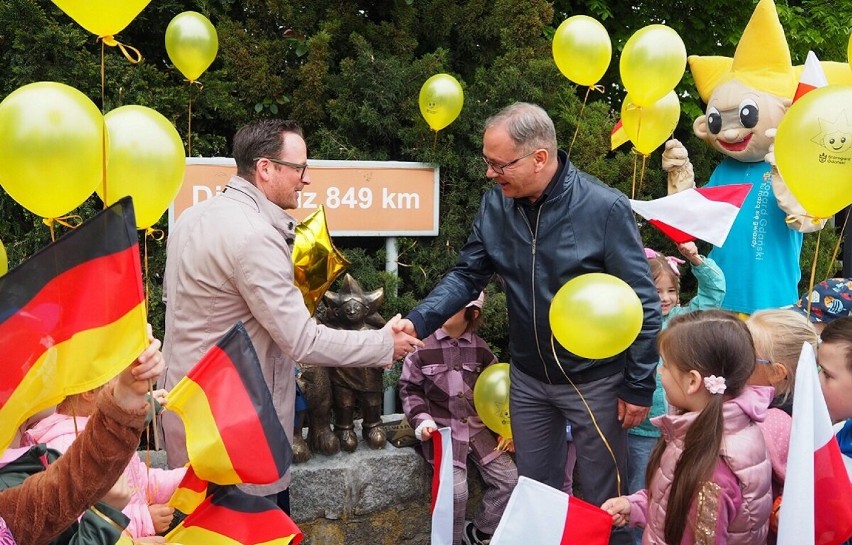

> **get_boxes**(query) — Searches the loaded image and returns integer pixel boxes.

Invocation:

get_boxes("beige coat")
[161,176,393,494]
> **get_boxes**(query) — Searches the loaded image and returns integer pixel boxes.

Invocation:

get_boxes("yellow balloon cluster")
[0,82,103,219]
[621,91,681,155]
[473,363,512,440]
[418,74,464,131]
[552,16,612,87]
[51,0,150,37]
[292,206,350,315]
[99,106,186,230]
[775,85,852,219]
[549,273,643,360]
[620,25,686,107]
[165,11,219,82]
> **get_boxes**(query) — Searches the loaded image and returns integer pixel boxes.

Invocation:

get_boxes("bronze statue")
[293,274,388,462]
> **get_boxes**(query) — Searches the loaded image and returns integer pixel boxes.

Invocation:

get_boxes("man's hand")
[617,399,650,429]
[391,317,418,337]
[384,314,424,361]
[148,503,175,534]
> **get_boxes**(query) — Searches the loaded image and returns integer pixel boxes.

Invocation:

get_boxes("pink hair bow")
[644,248,685,276]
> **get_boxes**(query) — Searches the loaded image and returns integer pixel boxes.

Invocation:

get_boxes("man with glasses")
[398,103,660,545]
[160,119,422,515]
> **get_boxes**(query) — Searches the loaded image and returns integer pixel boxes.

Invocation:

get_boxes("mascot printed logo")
[811,110,852,165]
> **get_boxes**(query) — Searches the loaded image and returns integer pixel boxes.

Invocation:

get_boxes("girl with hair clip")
[628,241,725,528]
[603,310,773,545]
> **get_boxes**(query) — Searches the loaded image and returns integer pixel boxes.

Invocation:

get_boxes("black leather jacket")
[409,151,661,405]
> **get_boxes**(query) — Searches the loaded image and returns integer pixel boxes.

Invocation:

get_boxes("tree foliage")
[0,0,847,354]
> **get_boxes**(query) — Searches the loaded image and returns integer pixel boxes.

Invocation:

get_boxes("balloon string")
[100,40,106,110]
[639,153,647,195]
[829,210,850,276]
[805,229,822,320]
[42,215,83,241]
[433,130,438,152]
[630,152,638,199]
[185,81,202,157]
[187,84,194,157]
[142,231,160,454]
[98,36,143,64]
[550,335,623,496]
[567,86,592,159]
[101,116,108,209]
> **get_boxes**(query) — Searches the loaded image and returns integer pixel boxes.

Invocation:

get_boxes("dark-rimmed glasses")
[482,149,537,175]
[255,157,308,181]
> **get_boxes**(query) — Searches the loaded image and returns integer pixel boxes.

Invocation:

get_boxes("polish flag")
[793,51,828,104]
[630,184,752,247]
[491,476,612,545]
[431,427,454,545]
[777,343,852,545]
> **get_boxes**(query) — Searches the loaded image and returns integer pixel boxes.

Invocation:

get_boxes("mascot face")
[693,79,790,163]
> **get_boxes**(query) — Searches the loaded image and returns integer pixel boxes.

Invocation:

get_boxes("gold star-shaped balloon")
[292,206,350,315]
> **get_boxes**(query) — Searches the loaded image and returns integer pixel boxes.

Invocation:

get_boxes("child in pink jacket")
[23,387,186,539]
[602,311,772,544]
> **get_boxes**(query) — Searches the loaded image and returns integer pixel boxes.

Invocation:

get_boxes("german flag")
[167,322,292,485]
[168,465,210,516]
[0,198,148,450]
[165,486,302,545]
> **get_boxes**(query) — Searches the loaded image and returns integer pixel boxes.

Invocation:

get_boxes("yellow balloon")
[51,0,150,36]
[552,16,612,87]
[549,273,643,360]
[165,11,219,82]
[293,206,350,315]
[418,74,464,131]
[0,239,7,276]
[473,363,512,439]
[97,106,186,230]
[0,82,103,219]
[621,91,681,155]
[775,85,852,219]
[620,25,686,107]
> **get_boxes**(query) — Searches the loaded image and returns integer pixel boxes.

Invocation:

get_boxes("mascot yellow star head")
[689,0,795,162]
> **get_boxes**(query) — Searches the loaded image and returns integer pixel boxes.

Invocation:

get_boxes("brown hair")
[747,309,817,402]
[646,310,756,544]
[233,119,304,179]
[648,253,680,297]
[820,316,852,372]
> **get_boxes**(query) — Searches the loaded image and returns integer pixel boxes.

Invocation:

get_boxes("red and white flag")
[777,343,852,545]
[793,51,829,104]
[491,476,612,545]
[431,427,454,545]
[630,184,752,247]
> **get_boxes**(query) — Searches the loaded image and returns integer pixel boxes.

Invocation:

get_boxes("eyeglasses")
[255,157,308,181]
[482,149,537,175]
[756,358,773,365]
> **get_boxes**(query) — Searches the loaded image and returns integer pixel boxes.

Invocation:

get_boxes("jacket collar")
[222,176,298,240]
[514,149,574,207]
[434,327,476,344]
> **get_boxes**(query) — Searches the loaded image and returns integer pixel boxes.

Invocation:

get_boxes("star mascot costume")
[662,0,850,314]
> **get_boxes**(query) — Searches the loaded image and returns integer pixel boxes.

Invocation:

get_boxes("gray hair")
[484,102,557,155]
